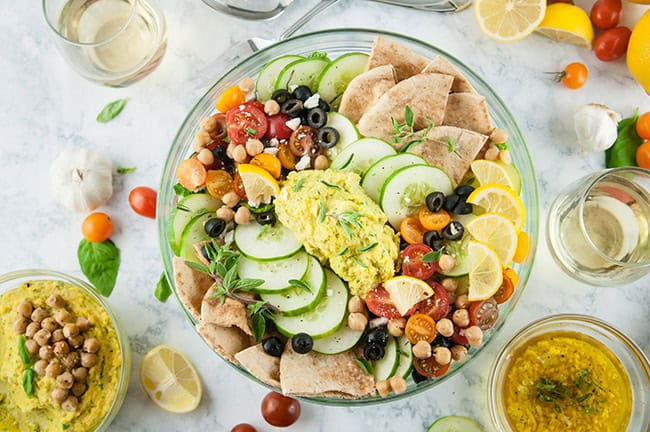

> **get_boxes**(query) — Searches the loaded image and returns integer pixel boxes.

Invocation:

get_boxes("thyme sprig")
[390,105,434,149]
[534,369,607,414]
[327,210,363,239]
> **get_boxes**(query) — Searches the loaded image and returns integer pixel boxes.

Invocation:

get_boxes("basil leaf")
[355,357,374,375]
[250,313,266,342]
[22,368,35,397]
[155,272,172,303]
[96,98,128,123]
[18,336,31,365]
[422,250,442,263]
[606,110,643,168]
[77,239,120,297]
[116,167,136,174]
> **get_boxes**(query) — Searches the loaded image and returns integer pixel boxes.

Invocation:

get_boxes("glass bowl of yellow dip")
[0,269,131,432]
[488,314,650,432]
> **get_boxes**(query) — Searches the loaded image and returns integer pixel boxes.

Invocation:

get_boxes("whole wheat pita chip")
[235,344,281,388]
[339,65,397,124]
[197,322,252,363]
[172,256,214,321]
[279,345,375,398]
[442,93,493,135]
[422,56,476,94]
[200,288,253,336]
[366,36,429,81]
[407,126,488,185]
[357,73,453,147]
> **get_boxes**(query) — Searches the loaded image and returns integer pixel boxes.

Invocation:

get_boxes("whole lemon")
[627,9,650,94]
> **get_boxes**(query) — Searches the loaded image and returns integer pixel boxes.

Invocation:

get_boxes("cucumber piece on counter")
[380,165,454,229]
[361,153,426,203]
[168,193,220,255]
[427,416,484,432]
[324,112,360,159]
[273,269,348,339]
[237,251,310,294]
[439,234,470,277]
[330,138,396,176]
[234,222,302,261]
[312,321,364,355]
[373,337,399,382]
[393,335,413,379]
[317,52,369,110]
[179,212,214,263]
[275,57,330,92]
[255,54,303,102]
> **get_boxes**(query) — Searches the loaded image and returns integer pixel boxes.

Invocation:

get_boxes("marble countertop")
[2,1,650,431]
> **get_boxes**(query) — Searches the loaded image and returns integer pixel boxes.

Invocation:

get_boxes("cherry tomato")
[128,186,157,219]
[244,100,265,111]
[261,392,300,427]
[81,212,114,243]
[405,314,437,344]
[413,356,450,378]
[400,243,438,280]
[288,126,320,158]
[400,217,425,245]
[265,114,293,140]
[231,424,256,432]
[205,170,233,200]
[418,207,451,231]
[594,27,631,62]
[636,140,650,169]
[450,325,468,345]
[226,105,268,145]
[558,62,588,89]
[365,286,401,318]
[493,272,515,304]
[469,298,499,331]
[177,158,207,190]
[590,0,622,30]
[250,153,282,179]
[637,112,650,140]
[412,282,450,320]
[277,142,297,170]
[512,231,529,264]
[216,85,246,113]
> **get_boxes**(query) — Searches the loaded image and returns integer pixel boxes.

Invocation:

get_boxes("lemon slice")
[467,184,525,230]
[470,160,516,190]
[384,276,434,316]
[140,345,202,413]
[474,0,546,42]
[237,163,280,206]
[466,214,518,265]
[467,241,503,301]
[535,3,594,49]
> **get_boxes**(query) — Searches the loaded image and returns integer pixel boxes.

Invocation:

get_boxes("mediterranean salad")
[166,36,529,399]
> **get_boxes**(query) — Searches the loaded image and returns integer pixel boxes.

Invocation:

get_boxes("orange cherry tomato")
[636,140,650,170]
[277,142,297,170]
[513,231,529,263]
[493,272,515,304]
[251,153,282,179]
[400,217,426,245]
[504,267,518,286]
[215,85,246,113]
[205,170,233,199]
[418,207,451,231]
[558,62,588,89]
[177,159,207,191]
[405,314,437,344]
[81,212,114,243]
[637,112,650,141]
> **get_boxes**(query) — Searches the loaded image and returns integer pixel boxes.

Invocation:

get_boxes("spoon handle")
[278,0,341,41]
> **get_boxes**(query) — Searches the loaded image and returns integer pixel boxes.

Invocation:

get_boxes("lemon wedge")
[474,0,546,42]
[140,345,202,413]
[467,241,503,302]
[535,3,594,49]
[470,160,516,191]
[384,276,433,316]
[466,213,518,265]
[237,163,280,206]
[467,184,525,231]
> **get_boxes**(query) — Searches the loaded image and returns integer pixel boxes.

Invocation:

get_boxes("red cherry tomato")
[231,424,257,432]
[450,325,469,345]
[244,100,265,111]
[261,392,300,427]
[232,173,248,200]
[265,114,293,140]
[493,273,515,304]
[590,0,622,30]
[128,186,157,219]
[637,112,650,141]
[413,356,450,378]
[226,105,268,145]
[469,298,499,331]
[594,27,632,62]
[400,243,438,280]
[411,282,450,320]
[365,286,401,318]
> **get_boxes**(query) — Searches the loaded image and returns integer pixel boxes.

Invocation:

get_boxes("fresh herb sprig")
[534,369,607,414]
[327,210,363,239]
[390,105,434,149]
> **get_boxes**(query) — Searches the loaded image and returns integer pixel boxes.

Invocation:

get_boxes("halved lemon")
[384,276,433,316]
[467,241,503,302]
[470,160,516,191]
[467,184,525,230]
[474,0,546,42]
[535,3,594,49]
[466,213,518,265]
[140,345,202,413]
[237,163,280,206]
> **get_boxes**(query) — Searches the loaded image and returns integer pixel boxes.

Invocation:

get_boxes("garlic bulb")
[50,147,113,212]
[574,104,620,153]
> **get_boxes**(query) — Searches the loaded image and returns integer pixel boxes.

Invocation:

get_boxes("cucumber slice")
[273,269,348,339]
[393,335,413,379]
[237,251,310,294]
[439,234,470,277]
[260,256,325,316]
[312,321,364,355]
[427,416,484,432]
[361,153,426,203]
[380,165,454,229]
[255,55,302,102]
[330,138,396,176]
[373,337,399,382]
[316,52,369,109]
[179,212,214,263]
[274,58,330,92]
[234,222,302,261]
[167,194,220,255]
[324,112,361,159]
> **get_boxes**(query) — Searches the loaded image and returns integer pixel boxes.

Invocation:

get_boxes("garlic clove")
[574,104,620,154]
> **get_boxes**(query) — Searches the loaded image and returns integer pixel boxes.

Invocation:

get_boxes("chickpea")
[238,77,255,93]
[81,352,98,368]
[34,359,48,376]
[433,346,452,365]
[412,340,432,359]
[451,345,467,362]
[226,142,235,159]
[452,309,470,328]
[52,329,65,342]
[61,396,79,412]
[200,115,217,133]
[68,335,84,349]
[499,149,512,165]
[245,139,264,157]
[313,155,329,170]
[25,339,40,355]
[222,191,240,208]
[484,144,499,161]
[16,301,33,318]
[234,206,251,225]
[54,310,71,326]
[71,382,87,397]
[33,329,52,346]
[72,367,88,382]
[194,130,211,149]
[46,294,65,309]
[52,388,69,404]
[41,317,58,333]
[197,148,215,166]
[376,379,391,397]
[264,99,280,116]
[56,372,74,390]
[53,341,70,356]
[39,345,54,361]
[25,322,40,338]
[13,316,28,334]
[490,127,509,144]
[62,323,79,339]
[440,277,458,293]
[347,312,368,331]
[438,254,456,273]
[387,318,405,337]
[454,294,469,310]
[45,361,62,378]
[465,326,483,347]
[76,317,90,332]
[436,318,454,338]
[348,296,365,314]
[31,307,47,323]
[231,145,248,163]
[215,206,235,222]
[389,375,407,394]
[62,352,80,369]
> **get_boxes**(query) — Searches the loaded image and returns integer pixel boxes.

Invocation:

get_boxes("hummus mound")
[0,281,122,432]
[275,170,399,297]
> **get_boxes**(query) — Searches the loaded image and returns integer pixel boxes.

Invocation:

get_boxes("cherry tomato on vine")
[590,0,622,30]
[261,392,300,427]
[636,112,650,141]
[636,141,650,170]
[81,212,114,243]
[128,186,157,219]
[594,27,631,62]
[554,62,588,89]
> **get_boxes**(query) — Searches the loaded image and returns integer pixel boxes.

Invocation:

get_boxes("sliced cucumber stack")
[317,52,369,109]
[380,165,454,229]
[167,194,220,255]
[312,322,364,355]
[393,335,413,379]
[373,337,399,382]
[234,222,302,261]
[361,153,426,203]
[324,112,360,159]
[330,138,396,176]
[255,54,302,102]
[178,212,214,263]
[237,251,310,294]
[275,57,330,92]
[427,416,484,432]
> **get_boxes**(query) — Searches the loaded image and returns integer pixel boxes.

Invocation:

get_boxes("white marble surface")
[2,1,650,431]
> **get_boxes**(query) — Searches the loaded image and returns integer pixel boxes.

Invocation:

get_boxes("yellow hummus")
[0,280,122,432]
[502,331,632,432]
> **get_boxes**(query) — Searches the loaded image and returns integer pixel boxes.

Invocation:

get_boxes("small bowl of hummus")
[0,269,130,432]
[488,314,650,432]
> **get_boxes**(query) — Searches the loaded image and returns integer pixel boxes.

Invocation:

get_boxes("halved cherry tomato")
[400,243,438,280]
[418,207,451,231]
[288,126,320,158]
[226,105,268,145]
[205,170,233,200]
[400,217,425,245]
[513,231,529,263]
[81,212,113,243]
[590,0,622,30]
[637,112,650,141]
[413,357,450,378]
[558,62,588,89]
[412,282,450,320]
[594,27,631,62]
[244,100,265,112]
[450,325,468,345]
[493,272,515,304]
[232,172,247,199]
[405,314,437,344]
[365,286,401,318]
[128,186,157,219]
[277,142,297,170]
[177,159,207,190]
[265,114,293,140]
[636,141,650,170]
[504,267,518,286]
[216,85,246,113]
[251,153,282,179]
[469,298,499,331]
